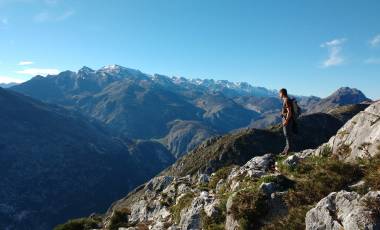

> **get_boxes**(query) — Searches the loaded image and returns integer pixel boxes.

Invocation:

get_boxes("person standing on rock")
[279,88,295,156]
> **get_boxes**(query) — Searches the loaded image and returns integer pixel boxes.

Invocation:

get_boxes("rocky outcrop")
[179,192,210,229]
[327,100,380,160]
[301,101,380,161]
[306,191,380,230]
[229,153,275,180]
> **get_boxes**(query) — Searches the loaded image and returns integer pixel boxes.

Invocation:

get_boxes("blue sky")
[0,0,379,99]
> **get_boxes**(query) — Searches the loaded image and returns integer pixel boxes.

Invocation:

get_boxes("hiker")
[279,88,298,155]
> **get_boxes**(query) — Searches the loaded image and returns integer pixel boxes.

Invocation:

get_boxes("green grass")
[261,205,312,230]
[208,165,235,190]
[263,154,363,230]
[170,192,195,224]
[230,189,269,229]
[200,209,225,230]
[356,151,380,194]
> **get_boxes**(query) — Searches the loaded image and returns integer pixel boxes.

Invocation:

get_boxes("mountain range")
[0,64,373,229]
[10,65,371,157]
[57,98,379,230]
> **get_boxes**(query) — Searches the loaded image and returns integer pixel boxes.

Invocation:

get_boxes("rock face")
[311,101,380,161]
[306,191,380,230]
[328,101,380,160]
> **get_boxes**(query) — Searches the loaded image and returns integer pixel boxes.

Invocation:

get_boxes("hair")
[279,88,288,96]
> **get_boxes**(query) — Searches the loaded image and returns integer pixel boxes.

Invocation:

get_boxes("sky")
[0,0,379,99]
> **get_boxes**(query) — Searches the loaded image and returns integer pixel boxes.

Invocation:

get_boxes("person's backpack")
[290,98,302,119]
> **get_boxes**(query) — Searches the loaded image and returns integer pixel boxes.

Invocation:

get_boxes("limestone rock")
[229,153,275,180]
[225,193,240,230]
[198,174,210,184]
[316,101,380,161]
[305,190,380,230]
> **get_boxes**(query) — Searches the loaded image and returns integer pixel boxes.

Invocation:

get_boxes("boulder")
[283,155,300,168]
[215,179,225,193]
[229,153,275,180]
[204,198,220,218]
[305,190,380,230]
[198,174,210,184]
[179,197,203,230]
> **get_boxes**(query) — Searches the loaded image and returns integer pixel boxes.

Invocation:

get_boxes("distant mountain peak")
[97,64,146,78]
[98,64,133,73]
[78,66,95,74]
[101,64,125,70]
[329,87,369,102]
[334,86,360,93]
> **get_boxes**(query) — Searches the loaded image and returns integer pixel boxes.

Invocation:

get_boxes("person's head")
[279,88,288,98]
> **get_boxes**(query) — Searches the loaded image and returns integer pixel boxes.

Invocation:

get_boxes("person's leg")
[286,123,292,153]
[282,123,290,154]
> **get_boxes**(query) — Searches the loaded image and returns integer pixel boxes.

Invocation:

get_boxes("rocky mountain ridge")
[10,65,371,158]
[55,101,380,229]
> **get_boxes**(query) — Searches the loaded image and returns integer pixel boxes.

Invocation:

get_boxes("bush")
[53,218,99,230]
[230,189,269,229]
[200,209,225,230]
[358,153,380,193]
[109,208,131,230]
[261,205,311,230]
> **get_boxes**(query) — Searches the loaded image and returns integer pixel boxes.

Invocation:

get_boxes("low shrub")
[261,205,312,230]
[230,189,269,229]
[53,217,99,230]
[170,192,195,224]
[262,155,362,229]
[109,208,131,230]
[200,209,225,230]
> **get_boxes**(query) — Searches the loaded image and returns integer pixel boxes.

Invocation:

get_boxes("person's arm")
[283,99,293,126]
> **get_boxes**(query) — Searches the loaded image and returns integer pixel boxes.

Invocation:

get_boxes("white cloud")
[369,34,380,47]
[18,61,33,65]
[34,11,50,22]
[34,9,75,22]
[56,10,74,21]
[0,75,25,83]
[16,68,60,76]
[320,38,346,68]
[364,58,380,64]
